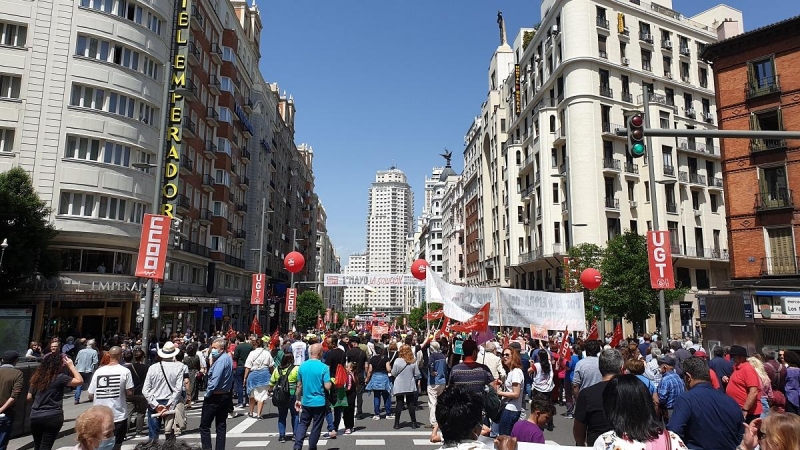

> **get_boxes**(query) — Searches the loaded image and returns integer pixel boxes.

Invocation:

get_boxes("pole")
[257,198,265,328]
[289,228,297,331]
[643,92,670,341]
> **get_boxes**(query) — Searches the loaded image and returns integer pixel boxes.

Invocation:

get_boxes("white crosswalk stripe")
[228,417,258,434]
[356,439,385,445]
[412,439,439,446]
[236,441,270,447]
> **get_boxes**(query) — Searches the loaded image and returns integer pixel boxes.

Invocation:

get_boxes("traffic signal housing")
[627,114,646,158]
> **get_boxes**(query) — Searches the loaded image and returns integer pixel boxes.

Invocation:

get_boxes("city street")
[42,395,577,450]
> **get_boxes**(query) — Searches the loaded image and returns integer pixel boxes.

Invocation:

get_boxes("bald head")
[309,343,323,359]
[108,346,122,364]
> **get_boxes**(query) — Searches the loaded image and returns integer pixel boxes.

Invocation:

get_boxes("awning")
[755,291,800,297]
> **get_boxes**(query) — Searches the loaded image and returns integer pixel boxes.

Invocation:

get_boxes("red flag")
[609,323,623,348]
[558,326,571,362]
[511,328,519,340]
[502,334,509,350]
[450,303,490,333]
[587,319,599,341]
[250,317,262,336]
[424,309,445,320]
[226,324,236,341]
[269,328,280,350]
[316,314,324,331]
[436,317,450,338]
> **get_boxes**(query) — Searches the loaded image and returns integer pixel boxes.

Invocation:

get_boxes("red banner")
[250,317,262,336]
[372,325,388,340]
[324,308,331,322]
[316,313,324,330]
[609,323,623,348]
[226,324,236,341]
[436,317,450,338]
[334,312,339,323]
[269,328,280,350]
[450,302,490,333]
[285,288,297,313]
[424,309,445,320]
[250,274,266,305]
[135,214,171,279]
[586,319,599,341]
[647,231,675,289]
[558,326,571,362]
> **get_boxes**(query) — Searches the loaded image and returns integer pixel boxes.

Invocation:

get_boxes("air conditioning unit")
[552,24,560,34]
[621,57,630,66]
[642,33,653,43]
[523,218,530,225]
[685,108,696,116]
[665,72,673,79]
[694,209,702,217]
[629,200,638,208]
[680,141,689,150]
[663,41,672,49]
[704,112,714,122]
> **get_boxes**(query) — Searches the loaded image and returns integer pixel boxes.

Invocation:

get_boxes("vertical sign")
[617,13,625,33]
[285,288,297,313]
[250,274,265,305]
[135,214,172,279]
[514,64,521,115]
[161,1,190,217]
[324,308,331,322]
[647,231,675,289]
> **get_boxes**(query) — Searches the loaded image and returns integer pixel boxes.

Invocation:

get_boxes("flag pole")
[496,287,503,336]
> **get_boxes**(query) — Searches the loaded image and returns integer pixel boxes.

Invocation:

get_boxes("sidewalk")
[8,393,93,450]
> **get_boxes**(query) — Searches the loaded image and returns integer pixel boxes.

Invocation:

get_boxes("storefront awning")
[755,291,800,297]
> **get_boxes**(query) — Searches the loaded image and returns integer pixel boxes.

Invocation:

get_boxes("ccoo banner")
[135,214,171,279]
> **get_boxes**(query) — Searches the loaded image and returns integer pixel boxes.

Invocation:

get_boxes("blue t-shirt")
[297,359,330,407]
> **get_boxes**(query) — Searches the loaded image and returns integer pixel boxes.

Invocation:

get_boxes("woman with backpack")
[268,353,299,443]
[529,347,555,432]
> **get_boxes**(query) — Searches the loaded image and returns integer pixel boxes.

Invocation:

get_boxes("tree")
[407,301,443,331]
[0,167,59,295]
[562,243,604,318]
[593,231,687,324]
[295,290,324,332]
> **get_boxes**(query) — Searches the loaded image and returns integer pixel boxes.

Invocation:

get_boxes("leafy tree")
[408,301,442,331]
[0,167,59,295]
[593,231,687,324]
[295,290,324,332]
[562,243,604,318]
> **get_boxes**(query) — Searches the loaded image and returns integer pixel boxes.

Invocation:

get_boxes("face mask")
[211,349,220,358]
[96,437,115,450]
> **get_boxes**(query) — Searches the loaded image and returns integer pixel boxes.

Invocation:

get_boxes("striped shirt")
[449,361,494,394]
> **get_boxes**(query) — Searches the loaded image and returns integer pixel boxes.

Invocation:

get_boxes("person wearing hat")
[725,345,762,422]
[654,355,684,421]
[142,341,189,443]
[0,351,23,450]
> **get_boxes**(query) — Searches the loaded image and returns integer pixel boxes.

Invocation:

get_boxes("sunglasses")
[502,353,512,357]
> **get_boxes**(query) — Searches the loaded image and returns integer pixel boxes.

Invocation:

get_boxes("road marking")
[236,441,270,447]
[412,440,439,446]
[228,417,258,434]
[342,431,430,436]
[303,440,327,446]
[356,439,385,445]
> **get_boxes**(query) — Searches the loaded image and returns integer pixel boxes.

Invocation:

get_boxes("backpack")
[272,367,292,407]
[333,364,347,389]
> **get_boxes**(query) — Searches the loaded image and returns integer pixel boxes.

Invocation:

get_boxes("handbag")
[482,385,504,422]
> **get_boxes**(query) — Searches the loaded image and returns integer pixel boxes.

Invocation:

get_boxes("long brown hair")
[30,353,65,392]
[502,347,522,371]
[762,413,800,450]
[399,345,415,364]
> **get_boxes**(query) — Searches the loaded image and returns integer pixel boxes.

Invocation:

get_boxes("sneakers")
[386,414,395,419]
[344,429,352,435]
[565,413,574,419]
[372,415,381,421]
[323,432,336,439]
[278,436,286,443]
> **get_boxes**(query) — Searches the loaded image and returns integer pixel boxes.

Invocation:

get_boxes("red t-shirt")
[710,368,720,390]
[726,361,762,415]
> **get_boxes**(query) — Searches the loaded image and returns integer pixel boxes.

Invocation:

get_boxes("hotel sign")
[161,0,191,217]
[514,64,521,115]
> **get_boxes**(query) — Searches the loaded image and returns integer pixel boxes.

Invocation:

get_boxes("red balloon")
[411,259,429,280]
[284,251,305,274]
[580,268,602,290]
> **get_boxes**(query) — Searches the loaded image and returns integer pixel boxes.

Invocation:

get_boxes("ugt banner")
[647,231,675,289]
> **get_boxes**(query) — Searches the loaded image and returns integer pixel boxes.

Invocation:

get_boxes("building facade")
[342,253,367,309]
[701,16,800,351]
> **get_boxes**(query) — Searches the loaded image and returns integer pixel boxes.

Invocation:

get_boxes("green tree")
[562,243,605,318]
[593,231,687,324]
[408,301,442,331]
[0,167,59,295]
[295,290,324,332]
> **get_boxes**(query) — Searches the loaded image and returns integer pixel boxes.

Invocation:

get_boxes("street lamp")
[0,238,8,271]
[255,199,274,330]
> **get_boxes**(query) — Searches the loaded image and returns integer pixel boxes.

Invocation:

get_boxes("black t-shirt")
[573,380,612,446]
[369,355,389,373]
[30,373,72,419]
[127,362,148,395]
[325,348,346,377]
[346,347,367,376]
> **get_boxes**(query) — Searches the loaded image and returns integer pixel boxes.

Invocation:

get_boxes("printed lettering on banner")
[285,288,297,313]
[250,274,265,305]
[647,231,675,289]
[135,214,171,279]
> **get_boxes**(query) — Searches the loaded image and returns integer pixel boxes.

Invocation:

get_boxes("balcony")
[241,148,251,163]
[190,4,204,30]
[622,92,633,103]
[679,171,688,183]
[519,247,543,265]
[603,158,621,172]
[177,194,191,212]
[642,60,652,72]
[707,177,723,190]
[186,40,201,66]
[600,85,613,98]
[182,116,196,138]
[186,242,210,258]
[561,200,568,212]
[236,229,247,240]
[624,162,639,176]
[676,137,718,157]
[559,163,567,176]
[666,202,678,214]
[663,164,675,177]
[761,256,800,276]
[206,107,219,127]
[553,127,566,144]
[751,138,787,153]
[243,98,254,114]
[599,49,608,59]
[605,197,620,210]
[204,140,218,159]
[620,27,630,38]
[679,46,691,57]
[519,184,535,200]
[179,154,193,175]
[201,174,215,192]
[260,138,271,153]
[755,189,793,211]
[677,247,729,260]
[602,122,625,139]
[239,175,250,190]
[596,17,609,29]
[225,254,246,269]
[661,40,672,50]
[210,42,223,64]
[199,208,213,224]
[689,173,707,186]
[236,202,248,215]
[746,76,780,99]
[208,75,221,96]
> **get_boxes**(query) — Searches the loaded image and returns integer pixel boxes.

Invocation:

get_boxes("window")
[220,76,234,93]
[81,0,114,13]
[644,181,651,202]
[222,46,234,62]
[219,106,232,123]
[699,67,708,88]
[692,191,700,211]
[663,56,671,77]
[70,84,104,109]
[98,196,127,221]
[749,57,777,91]
[118,1,143,24]
[767,227,796,275]
[0,128,14,152]
[112,44,139,70]
[142,57,160,80]
[103,141,131,166]
[129,202,145,223]
[641,50,652,71]
[0,22,27,48]
[58,192,95,217]
[659,111,670,129]
[146,12,162,35]
[710,193,719,213]
[552,183,559,203]
[0,74,21,99]
[554,222,561,244]
[70,84,152,120]
[138,103,156,124]
[65,136,101,161]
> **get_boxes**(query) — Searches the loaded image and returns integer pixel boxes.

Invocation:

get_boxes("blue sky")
[258,0,800,266]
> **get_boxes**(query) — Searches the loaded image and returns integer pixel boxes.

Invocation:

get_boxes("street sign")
[250,274,265,305]
[152,285,161,318]
[135,214,171,279]
[647,231,675,289]
[285,288,297,313]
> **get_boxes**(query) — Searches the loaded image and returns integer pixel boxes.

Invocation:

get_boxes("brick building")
[702,16,800,351]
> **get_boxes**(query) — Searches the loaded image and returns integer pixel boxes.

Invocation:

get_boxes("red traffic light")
[630,115,643,127]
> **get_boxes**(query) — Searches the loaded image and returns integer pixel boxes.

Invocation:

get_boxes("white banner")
[426,270,586,331]
[324,273,424,287]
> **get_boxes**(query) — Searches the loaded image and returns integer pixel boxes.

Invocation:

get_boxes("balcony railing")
[186,242,210,258]
[761,256,800,276]
[689,173,707,185]
[603,158,621,171]
[751,138,787,153]
[755,189,793,211]
[182,116,196,137]
[666,202,678,213]
[519,247,543,264]
[199,208,212,222]
[179,154,193,173]
[624,162,639,175]
[676,137,718,156]
[599,50,608,59]
[225,254,246,268]
[561,200,568,212]
[600,85,613,98]
[663,164,675,176]
[201,173,215,187]
[708,177,723,188]
[746,76,780,99]
[605,197,620,209]
[204,140,218,158]
[177,194,191,210]
[236,229,247,240]
[519,184,535,199]
[596,17,609,29]
[622,92,633,103]
[642,60,652,72]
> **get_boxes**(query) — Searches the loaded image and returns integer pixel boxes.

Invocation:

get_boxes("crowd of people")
[1,328,800,450]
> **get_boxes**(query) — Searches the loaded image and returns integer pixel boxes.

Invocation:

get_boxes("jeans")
[31,413,63,450]
[0,416,12,450]
[146,399,170,441]
[498,408,520,436]
[277,404,299,438]
[200,392,231,450]
[233,366,247,406]
[293,405,326,450]
[325,407,343,432]
[74,372,92,401]
[373,389,392,416]
[355,373,365,415]
[113,420,127,450]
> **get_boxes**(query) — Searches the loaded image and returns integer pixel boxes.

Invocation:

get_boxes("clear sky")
[258,0,800,266]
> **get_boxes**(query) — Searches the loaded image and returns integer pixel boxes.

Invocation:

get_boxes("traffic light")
[627,114,646,158]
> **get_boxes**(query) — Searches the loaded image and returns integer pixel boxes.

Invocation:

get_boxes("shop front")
[156,295,218,339]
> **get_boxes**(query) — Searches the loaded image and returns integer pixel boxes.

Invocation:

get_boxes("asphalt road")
[49,396,579,449]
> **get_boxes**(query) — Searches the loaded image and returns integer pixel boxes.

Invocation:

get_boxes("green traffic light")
[631,143,646,156]
[593,305,600,312]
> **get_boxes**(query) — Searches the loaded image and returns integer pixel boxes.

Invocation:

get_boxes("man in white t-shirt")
[290,333,307,366]
[88,346,134,450]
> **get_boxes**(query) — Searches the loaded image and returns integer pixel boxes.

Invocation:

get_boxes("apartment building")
[441,173,465,284]
[498,0,742,336]
[701,16,800,350]
[343,253,367,309]
[315,202,342,312]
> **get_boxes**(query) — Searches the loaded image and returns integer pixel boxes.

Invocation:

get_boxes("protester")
[563,344,580,419]
[28,352,83,450]
[510,395,555,444]
[435,385,498,450]
[594,374,685,449]
[625,359,655,394]
[643,347,663,389]
[293,343,331,450]
[243,337,273,419]
[341,362,358,435]
[182,345,202,409]
[726,345,763,422]
[709,345,734,392]
[87,347,133,450]
[345,337,368,418]
[364,345,393,420]
[74,340,99,405]
[25,342,42,360]
[122,349,148,437]
[573,348,622,447]
[143,342,189,443]
[572,340,602,399]
[496,346,524,435]
[449,340,494,394]
[73,405,115,450]
[749,356,774,418]
[783,350,800,414]
[268,353,299,443]
[426,341,448,428]
[529,347,555,431]
[739,413,800,450]
[323,338,346,438]
[655,354,684,421]
[199,338,233,450]
[390,345,421,429]
[0,351,23,450]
